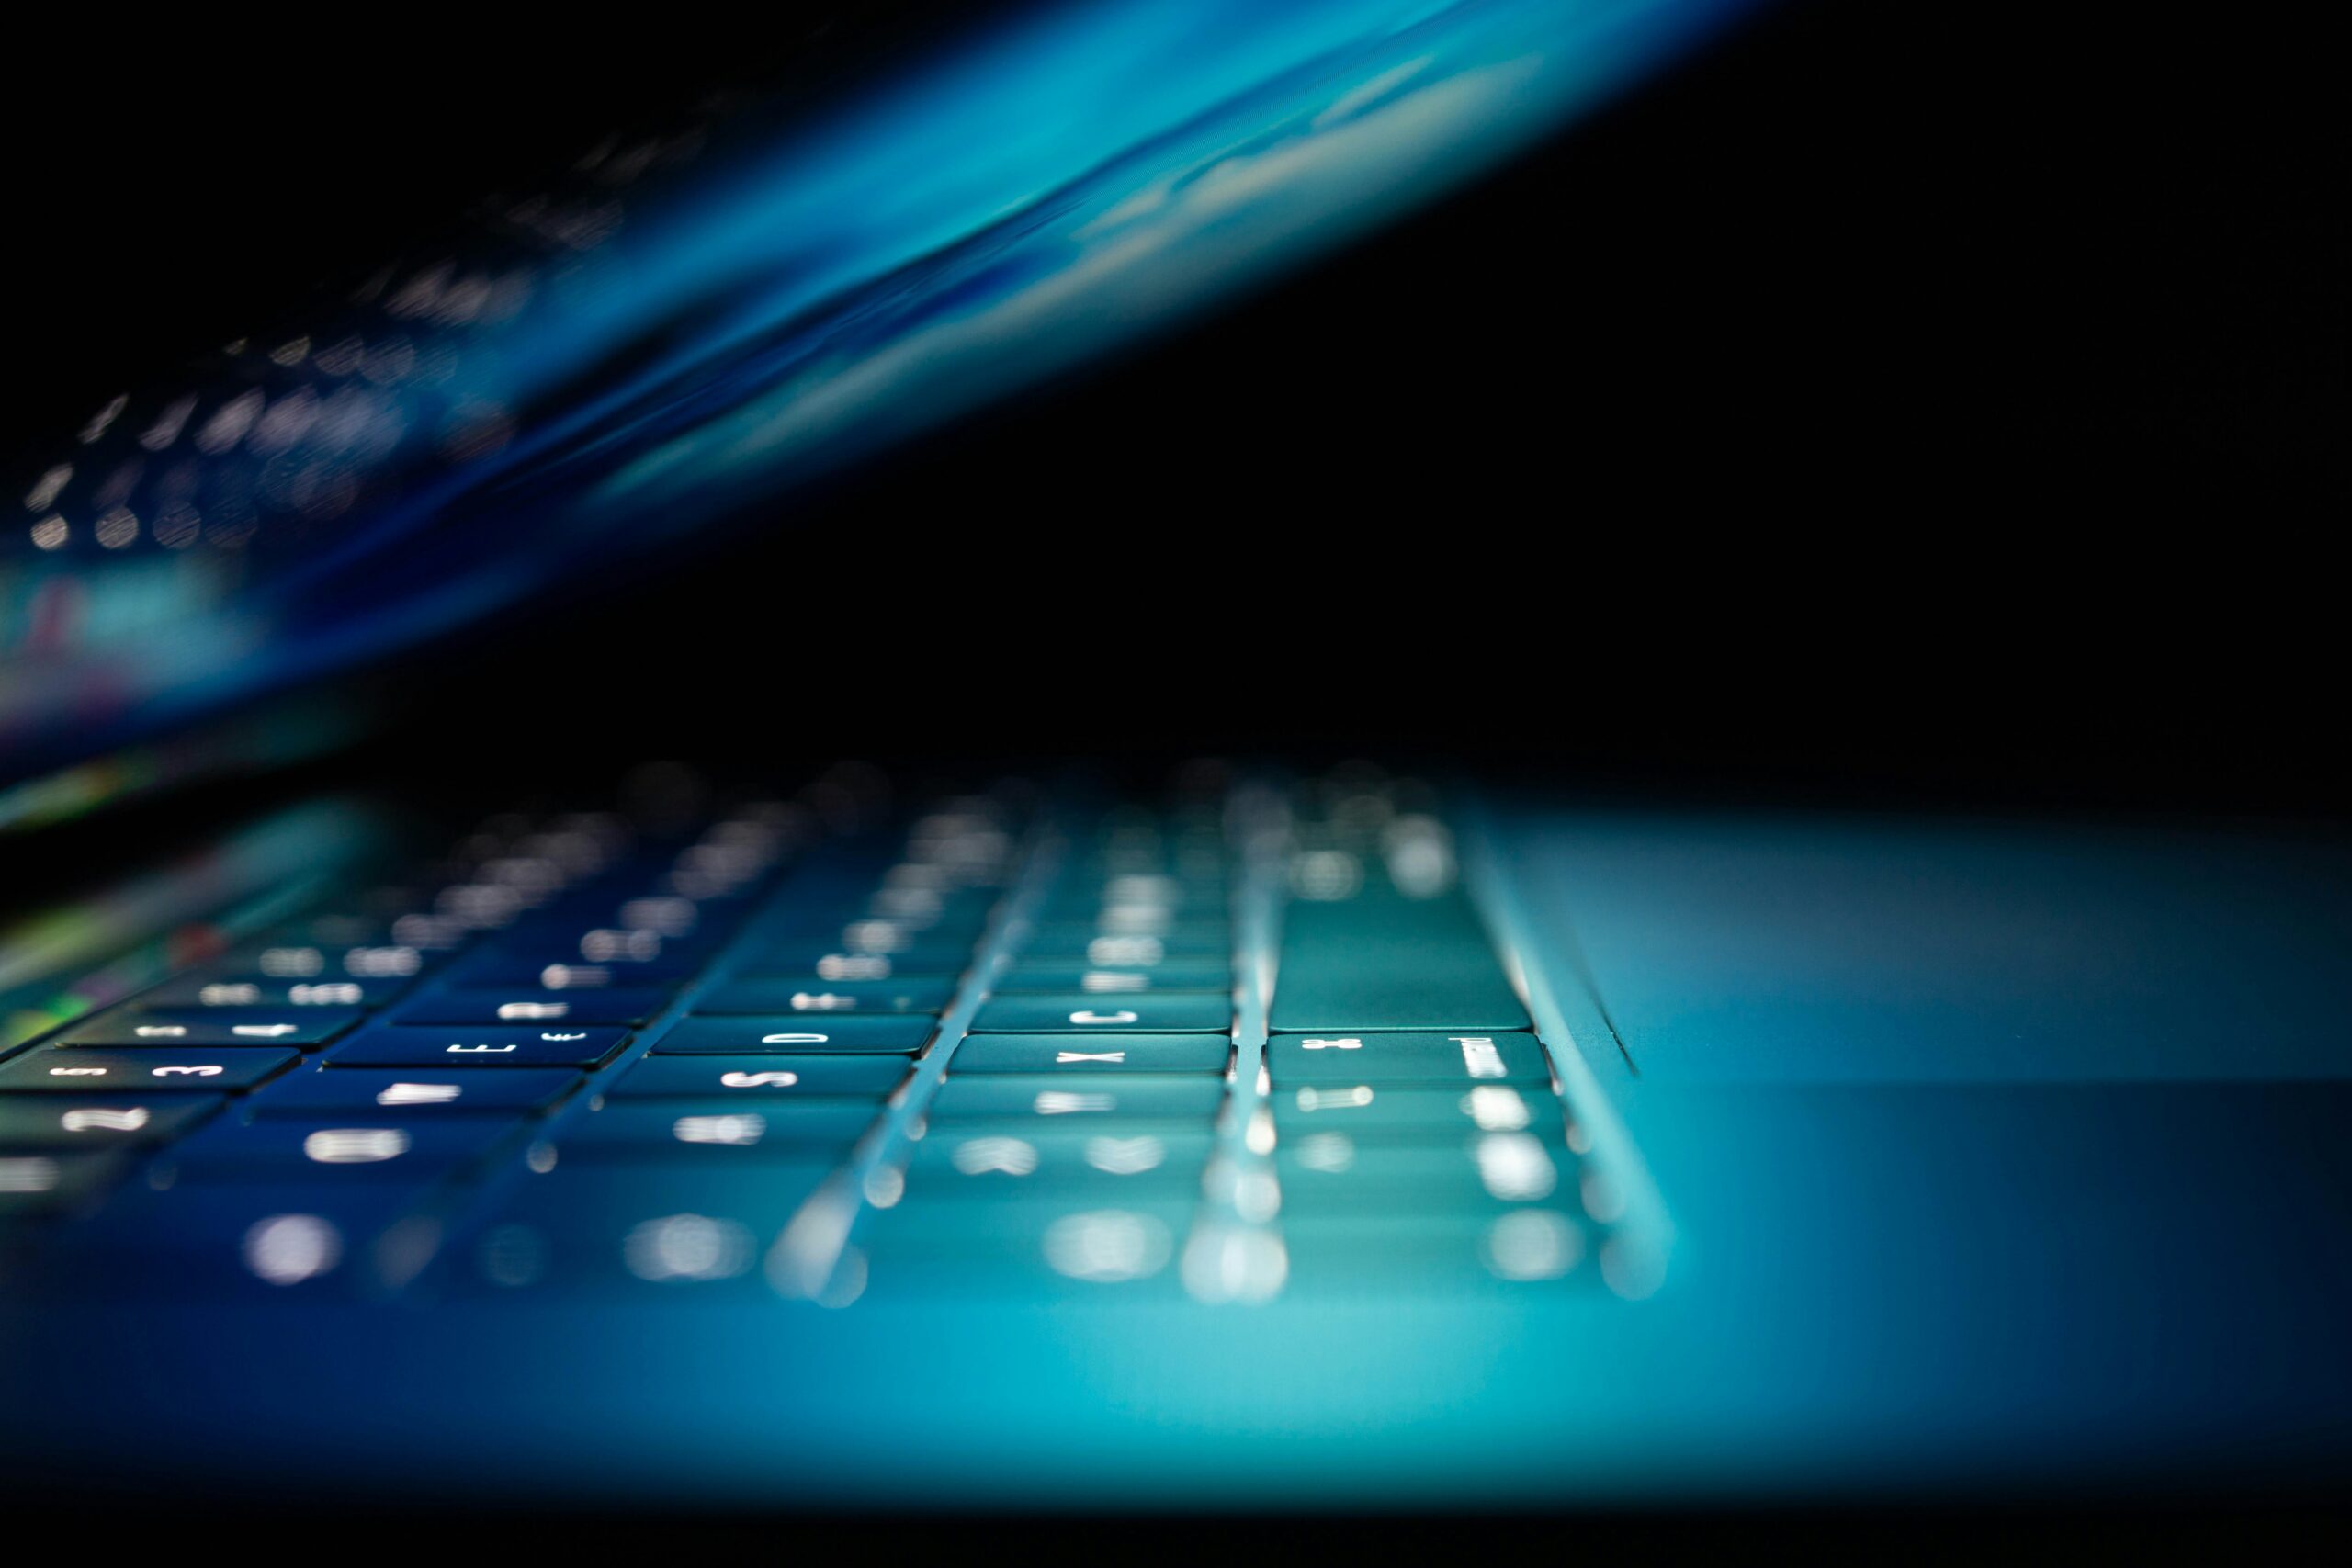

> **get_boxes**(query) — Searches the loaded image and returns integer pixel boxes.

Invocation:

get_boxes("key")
[1276,1131,1574,1210]
[1047,871,1220,898]
[728,943,972,981]
[968,994,1231,1033]
[491,925,728,971]
[515,894,694,940]
[694,978,955,1016]
[764,881,989,924]
[220,941,442,978]
[1048,871,1226,895]
[1271,1083,1566,1140]
[1279,1211,1595,1290]
[1063,836,1223,864]
[0,1046,300,1092]
[160,1115,526,1179]
[0,1097,225,1149]
[1270,887,1529,1032]
[250,1068,583,1117]
[58,1008,365,1048]
[1029,905,1193,939]
[322,1026,628,1068]
[857,1197,1193,1295]
[762,912,989,952]
[947,1033,1230,1075]
[439,954,705,988]
[390,987,673,1026]
[447,1166,831,1296]
[992,961,1231,994]
[586,1097,879,1143]
[1266,1031,1550,1086]
[1020,925,1229,963]
[905,1128,1214,1195]
[602,1055,909,1099]
[138,976,406,1010]
[924,1075,1227,1122]
[545,1101,877,1159]
[1034,887,1223,921]
[864,882,1000,917]
[647,1015,933,1055]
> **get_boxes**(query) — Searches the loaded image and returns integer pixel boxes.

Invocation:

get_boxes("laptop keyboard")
[0,767,1636,1304]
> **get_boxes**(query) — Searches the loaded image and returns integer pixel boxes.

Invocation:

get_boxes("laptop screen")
[0,0,1747,782]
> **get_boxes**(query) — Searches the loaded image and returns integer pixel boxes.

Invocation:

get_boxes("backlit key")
[1266,1031,1550,1086]
[0,1097,225,1148]
[926,1075,1227,1122]
[59,1009,365,1048]
[323,1027,628,1068]
[161,1115,526,1179]
[992,961,1231,994]
[648,1016,934,1055]
[694,978,954,1016]
[968,994,1231,1033]
[546,1101,877,1158]
[391,988,673,1026]
[1270,887,1528,1033]
[0,1047,300,1092]
[605,1055,909,1098]
[948,1033,1230,1075]
[252,1068,583,1116]
[140,976,407,1010]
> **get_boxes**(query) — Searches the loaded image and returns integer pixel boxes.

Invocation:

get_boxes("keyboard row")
[1,772,1628,1303]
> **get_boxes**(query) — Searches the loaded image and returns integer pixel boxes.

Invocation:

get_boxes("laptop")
[2,0,2345,1530]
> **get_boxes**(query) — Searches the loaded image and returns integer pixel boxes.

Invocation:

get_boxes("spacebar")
[1270,887,1530,1032]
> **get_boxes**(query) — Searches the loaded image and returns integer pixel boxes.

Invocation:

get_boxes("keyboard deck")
[0,767,1661,1307]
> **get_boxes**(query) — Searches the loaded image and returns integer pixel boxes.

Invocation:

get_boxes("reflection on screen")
[0,0,1749,775]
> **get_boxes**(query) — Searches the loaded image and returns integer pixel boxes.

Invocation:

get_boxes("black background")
[6,1,2342,816]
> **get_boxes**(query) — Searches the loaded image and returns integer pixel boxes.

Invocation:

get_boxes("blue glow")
[0,0,1754,765]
